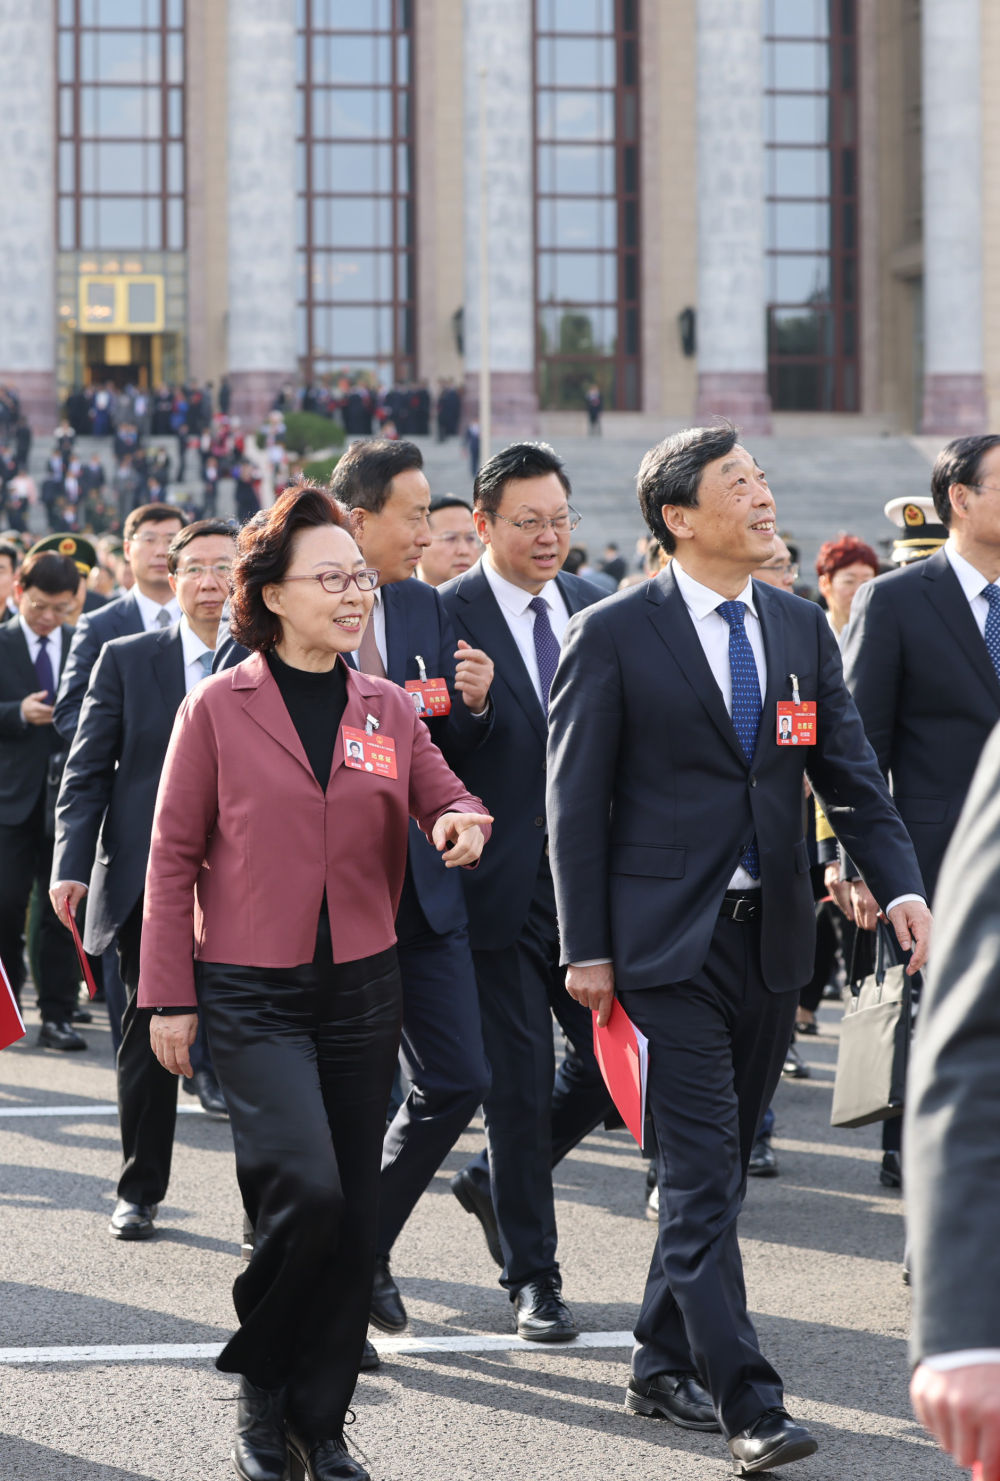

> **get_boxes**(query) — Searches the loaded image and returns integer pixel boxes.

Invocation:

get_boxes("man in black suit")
[0,538,19,622]
[906,722,1000,1479]
[438,442,612,1343]
[547,424,930,1474]
[841,433,1000,1188]
[50,521,236,1239]
[0,551,87,1049]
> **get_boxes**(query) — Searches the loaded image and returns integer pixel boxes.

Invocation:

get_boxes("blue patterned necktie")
[528,596,561,713]
[197,650,214,679]
[34,634,55,703]
[984,584,1000,681]
[717,600,761,879]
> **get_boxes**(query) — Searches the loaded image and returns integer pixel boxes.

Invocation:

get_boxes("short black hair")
[636,422,739,553]
[473,441,571,516]
[18,550,80,596]
[329,439,424,513]
[0,539,18,571]
[167,519,236,574]
[930,435,1000,527]
[123,502,186,541]
[429,495,473,517]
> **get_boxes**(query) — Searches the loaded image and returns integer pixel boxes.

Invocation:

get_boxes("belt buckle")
[732,896,759,923]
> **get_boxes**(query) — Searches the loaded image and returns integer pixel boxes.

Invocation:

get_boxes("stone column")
[693,0,771,432]
[463,0,538,442]
[0,0,56,431]
[227,0,298,427]
[921,0,986,434]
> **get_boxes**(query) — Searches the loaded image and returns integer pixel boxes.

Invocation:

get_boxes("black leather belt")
[719,891,761,923]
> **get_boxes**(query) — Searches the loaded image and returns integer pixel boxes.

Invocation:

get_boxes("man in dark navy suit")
[50,521,235,1240]
[438,442,612,1343]
[547,424,930,1474]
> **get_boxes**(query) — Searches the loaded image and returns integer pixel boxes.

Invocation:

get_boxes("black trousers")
[0,797,78,1022]
[620,911,799,1440]
[199,920,402,1442]
[470,855,612,1293]
[378,873,490,1256]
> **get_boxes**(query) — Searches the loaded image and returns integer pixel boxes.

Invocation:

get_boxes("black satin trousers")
[196,918,402,1441]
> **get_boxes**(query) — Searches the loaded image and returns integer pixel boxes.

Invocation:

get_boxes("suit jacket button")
[749,775,757,787]
[534,816,544,827]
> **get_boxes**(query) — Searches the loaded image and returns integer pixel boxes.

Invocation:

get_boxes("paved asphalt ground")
[1,992,953,1481]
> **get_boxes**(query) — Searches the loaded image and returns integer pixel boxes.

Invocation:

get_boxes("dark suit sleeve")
[905,721,1000,1360]
[545,606,622,964]
[431,590,495,764]
[54,614,104,742]
[51,643,124,887]
[212,633,251,672]
[805,607,924,907]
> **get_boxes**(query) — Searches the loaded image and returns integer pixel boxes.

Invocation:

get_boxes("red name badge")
[404,678,451,717]
[343,726,398,779]
[776,701,817,746]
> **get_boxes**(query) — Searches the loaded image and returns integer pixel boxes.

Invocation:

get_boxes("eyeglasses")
[430,532,482,548]
[966,484,1000,496]
[489,508,581,536]
[132,532,176,549]
[176,562,233,581]
[283,568,379,594]
[755,561,798,579]
[27,597,75,617]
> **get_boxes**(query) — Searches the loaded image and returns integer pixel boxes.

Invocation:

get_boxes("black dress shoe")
[880,1150,902,1189]
[38,1019,86,1051]
[232,1376,288,1481]
[747,1138,779,1177]
[450,1167,503,1268]
[369,1255,406,1333]
[729,1408,818,1476]
[625,1371,720,1431]
[109,1198,157,1240]
[513,1276,579,1342]
[72,1005,93,1024]
[359,1338,380,1372]
[782,1043,810,1079]
[187,1068,228,1118]
[287,1430,369,1481]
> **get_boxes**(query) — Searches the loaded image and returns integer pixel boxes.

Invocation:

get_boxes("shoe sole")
[747,1166,779,1178]
[452,1179,504,1268]
[731,1437,818,1475]
[879,1173,902,1190]
[367,1308,407,1335]
[625,1389,721,1432]
[109,1223,155,1240]
[516,1326,580,1343]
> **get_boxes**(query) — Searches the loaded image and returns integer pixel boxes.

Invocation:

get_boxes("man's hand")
[850,879,880,931]
[21,690,54,726]
[49,881,88,930]
[432,811,493,868]
[149,1013,199,1078]
[825,862,855,920]
[566,961,616,1028]
[911,1361,1000,1479]
[887,898,932,975]
[453,639,494,715]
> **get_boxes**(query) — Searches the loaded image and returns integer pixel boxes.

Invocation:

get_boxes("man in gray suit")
[906,720,1000,1479]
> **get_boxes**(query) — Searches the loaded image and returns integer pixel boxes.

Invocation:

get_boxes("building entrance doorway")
[82,332,158,389]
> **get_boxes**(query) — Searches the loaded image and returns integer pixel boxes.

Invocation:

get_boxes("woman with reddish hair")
[815,534,880,640]
[139,483,491,1481]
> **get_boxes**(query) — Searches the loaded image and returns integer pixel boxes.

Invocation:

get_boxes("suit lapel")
[646,568,747,766]
[4,622,39,693]
[381,584,409,686]
[239,652,316,780]
[150,627,187,719]
[921,551,1000,707]
[750,583,788,765]
[454,562,547,741]
[328,664,389,789]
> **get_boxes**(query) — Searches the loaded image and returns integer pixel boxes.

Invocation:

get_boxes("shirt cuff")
[885,893,925,914]
[572,958,613,968]
[921,1350,1000,1372]
[152,1005,198,1015]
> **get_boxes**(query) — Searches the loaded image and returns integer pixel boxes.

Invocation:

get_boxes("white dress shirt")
[179,616,216,694]
[347,587,387,673]
[944,539,998,636]
[481,555,570,707]
[19,615,65,675]
[133,587,180,631]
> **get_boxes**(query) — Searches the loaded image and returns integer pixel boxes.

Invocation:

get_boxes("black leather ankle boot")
[232,1375,289,1481]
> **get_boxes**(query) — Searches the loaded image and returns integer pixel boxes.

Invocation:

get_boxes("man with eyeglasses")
[49,521,236,1240]
[0,551,87,1050]
[417,494,482,587]
[438,441,612,1343]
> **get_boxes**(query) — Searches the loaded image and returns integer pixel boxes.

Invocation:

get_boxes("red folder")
[0,950,25,1051]
[67,912,99,1000]
[593,1000,649,1149]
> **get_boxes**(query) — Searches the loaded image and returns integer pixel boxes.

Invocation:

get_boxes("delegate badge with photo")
[343,726,398,778]
[776,700,817,746]
[404,677,451,716]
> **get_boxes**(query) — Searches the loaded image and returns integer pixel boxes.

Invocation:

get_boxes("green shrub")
[301,455,340,485]
[257,411,346,455]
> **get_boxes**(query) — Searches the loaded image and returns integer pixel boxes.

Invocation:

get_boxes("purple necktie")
[528,596,561,713]
[35,634,55,702]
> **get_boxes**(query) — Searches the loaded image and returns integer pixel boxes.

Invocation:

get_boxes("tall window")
[534,0,641,411]
[57,0,186,251]
[764,0,858,411]
[297,0,415,386]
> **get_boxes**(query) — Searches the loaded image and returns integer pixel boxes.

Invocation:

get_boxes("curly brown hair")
[229,482,353,651]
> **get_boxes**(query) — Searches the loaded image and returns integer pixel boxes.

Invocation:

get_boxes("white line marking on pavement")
[0,1104,205,1118]
[0,1332,635,1366]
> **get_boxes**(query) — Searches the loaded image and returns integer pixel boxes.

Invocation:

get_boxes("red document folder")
[0,950,25,1051]
[67,912,99,1000]
[593,1000,649,1149]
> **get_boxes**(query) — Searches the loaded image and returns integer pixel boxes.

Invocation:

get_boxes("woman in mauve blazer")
[139,486,490,1481]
